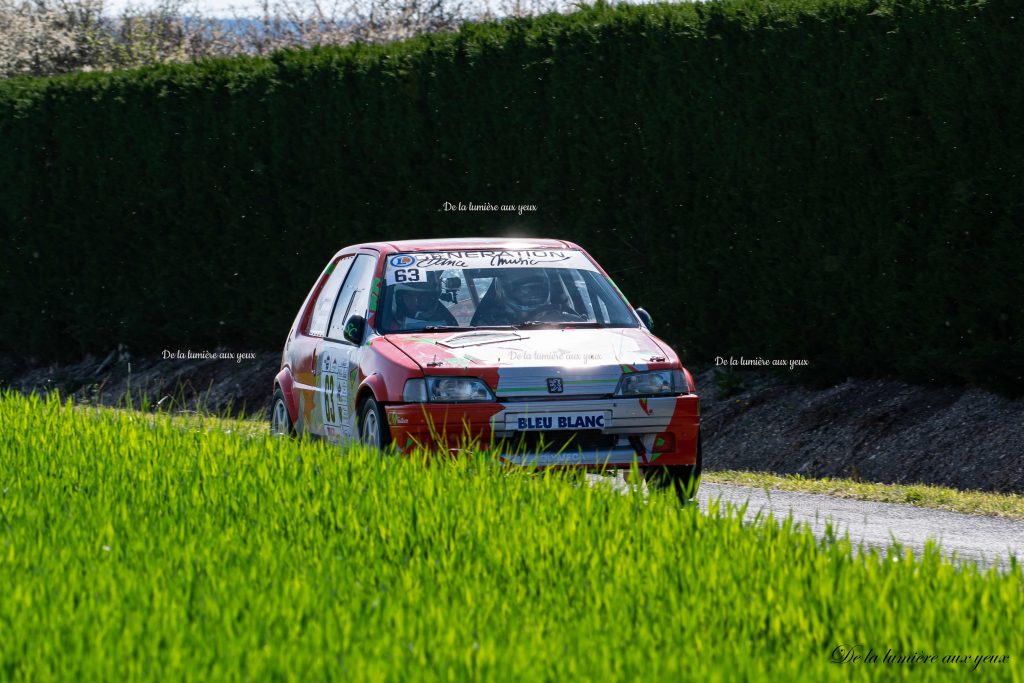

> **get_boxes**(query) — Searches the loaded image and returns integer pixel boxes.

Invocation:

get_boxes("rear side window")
[307,256,353,337]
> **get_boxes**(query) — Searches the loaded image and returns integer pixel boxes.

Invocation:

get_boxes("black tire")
[644,433,703,503]
[358,397,392,450]
[270,388,297,437]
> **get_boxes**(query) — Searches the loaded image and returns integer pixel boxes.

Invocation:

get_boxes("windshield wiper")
[514,321,615,329]
[416,325,515,332]
[418,325,474,332]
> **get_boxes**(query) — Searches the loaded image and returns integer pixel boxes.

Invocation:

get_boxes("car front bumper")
[384,394,699,467]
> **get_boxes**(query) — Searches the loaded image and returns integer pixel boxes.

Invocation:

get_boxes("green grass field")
[1,392,1021,681]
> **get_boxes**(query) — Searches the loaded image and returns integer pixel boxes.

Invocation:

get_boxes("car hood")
[384,328,674,399]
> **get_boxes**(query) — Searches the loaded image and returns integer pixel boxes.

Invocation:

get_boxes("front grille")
[497,430,618,453]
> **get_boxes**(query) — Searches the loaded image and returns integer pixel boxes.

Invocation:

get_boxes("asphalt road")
[592,476,1024,571]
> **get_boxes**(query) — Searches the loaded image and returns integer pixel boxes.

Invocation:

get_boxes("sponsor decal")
[503,451,637,466]
[639,397,654,415]
[403,336,441,346]
[367,276,382,314]
[385,250,594,283]
[546,378,564,394]
[487,251,570,267]
[415,255,470,268]
[320,352,351,427]
[347,364,358,416]
[513,413,608,430]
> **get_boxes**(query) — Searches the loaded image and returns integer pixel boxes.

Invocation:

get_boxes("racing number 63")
[393,268,420,283]
[324,374,336,422]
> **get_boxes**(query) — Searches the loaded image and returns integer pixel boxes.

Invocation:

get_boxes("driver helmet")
[499,270,551,312]
[394,281,440,319]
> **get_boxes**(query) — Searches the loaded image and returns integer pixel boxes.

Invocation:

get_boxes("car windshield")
[376,249,639,333]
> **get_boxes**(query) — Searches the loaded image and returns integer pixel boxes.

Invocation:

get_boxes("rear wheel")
[270,388,296,437]
[644,434,703,503]
[358,397,392,450]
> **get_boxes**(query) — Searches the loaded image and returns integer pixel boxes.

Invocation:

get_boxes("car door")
[317,252,378,443]
[287,254,353,435]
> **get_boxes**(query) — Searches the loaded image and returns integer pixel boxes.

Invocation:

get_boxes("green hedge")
[1,0,1022,393]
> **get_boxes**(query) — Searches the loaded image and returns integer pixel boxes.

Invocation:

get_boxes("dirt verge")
[0,348,280,418]
[696,366,1024,494]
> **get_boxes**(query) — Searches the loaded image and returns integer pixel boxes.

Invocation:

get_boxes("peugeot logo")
[546,378,563,394]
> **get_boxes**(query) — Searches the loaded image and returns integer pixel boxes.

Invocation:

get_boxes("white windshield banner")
[385,250,594,284]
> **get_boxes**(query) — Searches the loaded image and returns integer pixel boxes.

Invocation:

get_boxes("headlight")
[614,369,687,397]
[425,376,495,402]
[402,378,427,402]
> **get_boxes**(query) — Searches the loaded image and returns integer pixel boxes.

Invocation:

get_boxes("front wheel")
[270,388,296,437]
[358,397,392,450]
[644,434,703,503]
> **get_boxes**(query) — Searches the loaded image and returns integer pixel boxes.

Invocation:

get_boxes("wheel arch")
[354,375,393,447]
[274,368,298,423]
[355,373,390,423]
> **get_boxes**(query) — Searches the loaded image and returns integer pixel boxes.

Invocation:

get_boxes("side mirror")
[635,307,653,331]
[343,314,366,345]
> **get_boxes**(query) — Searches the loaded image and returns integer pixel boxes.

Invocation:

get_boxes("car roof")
[354,237,578,252]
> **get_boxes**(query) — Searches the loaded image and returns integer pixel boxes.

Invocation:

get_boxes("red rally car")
[271,238,702,498]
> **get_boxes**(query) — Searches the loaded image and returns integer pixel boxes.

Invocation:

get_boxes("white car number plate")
[507,412,611,431]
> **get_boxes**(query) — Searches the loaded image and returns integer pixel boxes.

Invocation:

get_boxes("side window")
[327,254,377,341]
[307,256,354,337]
